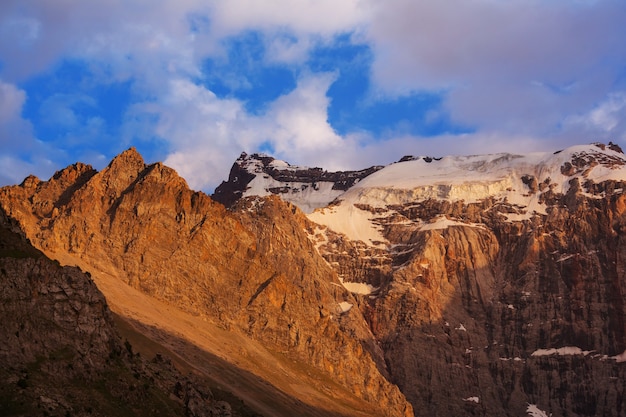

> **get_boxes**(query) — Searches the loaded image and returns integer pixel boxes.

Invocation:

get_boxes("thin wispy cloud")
[1,0,625,191]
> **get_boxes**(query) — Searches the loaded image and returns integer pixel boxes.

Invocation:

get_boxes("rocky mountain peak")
[109,146,145,168]
[86,147,143,194]
[213,152,383,213]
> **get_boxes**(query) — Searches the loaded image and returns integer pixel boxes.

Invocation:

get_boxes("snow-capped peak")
[216,144,626,246]
[308,143,626,246]
[213,152,383,213]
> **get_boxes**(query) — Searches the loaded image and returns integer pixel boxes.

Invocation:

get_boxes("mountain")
[216,142,626,416]
[213,152,383,213]
[1,142,626,416]
[0,148,412,417]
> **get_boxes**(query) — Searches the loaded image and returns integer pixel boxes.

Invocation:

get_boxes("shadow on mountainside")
[113,314,361,417]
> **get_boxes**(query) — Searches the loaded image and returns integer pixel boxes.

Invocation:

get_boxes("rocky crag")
[0,206,247,417]
[0,149,412,417]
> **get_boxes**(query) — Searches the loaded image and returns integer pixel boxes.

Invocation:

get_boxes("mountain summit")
[213,152,383,212]
[2,142,626,416]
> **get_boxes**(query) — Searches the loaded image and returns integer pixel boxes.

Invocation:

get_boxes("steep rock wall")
[315,186,626,416]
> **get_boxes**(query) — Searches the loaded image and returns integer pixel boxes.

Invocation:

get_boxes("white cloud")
[365,0,625,91]
[0,80,36,153]
[155,73,347,191]
[363,0,626,138]
[0,80,25,125]
[261,73,344,158]
[265,34,312,65]
[0,154,56,186]
[137,79,249,190]
[588,93,626,132]
[0,81,60,185]
[563,92,626,141]
[206,0,366,38]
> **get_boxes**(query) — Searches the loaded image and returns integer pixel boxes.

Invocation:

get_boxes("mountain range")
[1,142,626,416]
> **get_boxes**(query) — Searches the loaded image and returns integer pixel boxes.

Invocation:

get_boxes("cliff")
[304,143,626,416]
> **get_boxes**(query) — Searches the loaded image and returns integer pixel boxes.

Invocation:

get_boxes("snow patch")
[556,254,575,263]
[527,403,551,417]
[456,323,467,331]
[338,302,353,313]
[245,175,342,213]
[418,216,482,230]
[499,357,524,362]
[611,349,626,363]
[308,203,387,248]
[531,347,592,357]
[269,159,290,168]
[463,396,480,404]
[340,280,377,295]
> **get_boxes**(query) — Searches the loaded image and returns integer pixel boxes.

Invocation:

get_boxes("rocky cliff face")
[0,149,412,417]
[3,143,626,417]
[218,143,626,416]
[0,206,243,417]
[302,143,626,416]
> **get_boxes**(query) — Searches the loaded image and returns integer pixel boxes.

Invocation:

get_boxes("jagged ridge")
[213,152,384,213]
[0,148,413,417]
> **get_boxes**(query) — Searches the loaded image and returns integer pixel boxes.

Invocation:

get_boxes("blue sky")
[1,0,626,191]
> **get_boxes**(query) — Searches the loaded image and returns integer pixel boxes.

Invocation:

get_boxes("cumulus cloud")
[0,80,26,125]
[364,0,626,138]
[587,93,626,133]
[157,73,347,190]
[205,0,366,39]
[365,0,625,91]
[0,80,60,185]
[563,92,626,141]
[259,73,343,158]
[0,80,36,154]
